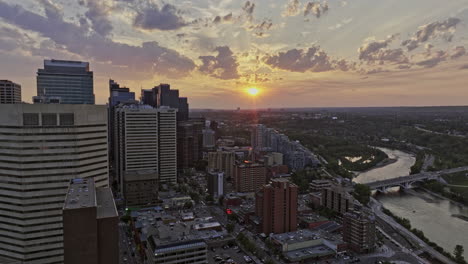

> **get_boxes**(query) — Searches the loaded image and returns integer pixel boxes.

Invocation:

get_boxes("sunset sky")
[1,0,468,108]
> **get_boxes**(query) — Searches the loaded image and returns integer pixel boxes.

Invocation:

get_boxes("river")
[354,148,468,258]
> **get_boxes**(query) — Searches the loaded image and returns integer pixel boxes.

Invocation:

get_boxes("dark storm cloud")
[198,46,240,80]
[0,1,195,78]
[134,3,187,31]
[402,18,461,51]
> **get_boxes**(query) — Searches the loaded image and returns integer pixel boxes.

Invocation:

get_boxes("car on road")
[243,256,253,263]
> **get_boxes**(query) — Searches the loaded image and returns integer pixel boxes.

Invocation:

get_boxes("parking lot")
[208,244,252,264]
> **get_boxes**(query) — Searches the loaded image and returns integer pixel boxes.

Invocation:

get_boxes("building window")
[23,113,39,126]
[60,113,74,126]
[42,113,57,126]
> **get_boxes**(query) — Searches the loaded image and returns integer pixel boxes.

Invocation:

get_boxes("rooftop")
[63,178,96,210]
[96,188,118,219]
[284,245,335,261]
[44,59,89,68]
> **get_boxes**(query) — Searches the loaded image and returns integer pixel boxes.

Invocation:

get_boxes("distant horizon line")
[190,105,468,111]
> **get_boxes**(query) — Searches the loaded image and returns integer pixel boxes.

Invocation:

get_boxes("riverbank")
[381,206,465,264]
[359,147,468,259]
[356,157,398,174]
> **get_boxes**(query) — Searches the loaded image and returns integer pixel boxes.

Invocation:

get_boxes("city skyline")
[1,0,468,108]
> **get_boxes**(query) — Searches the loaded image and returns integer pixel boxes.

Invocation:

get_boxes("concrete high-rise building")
[251,124,268,151]
[207,151,235,179]
[264,152,283,166]
[63,178,119,264]
[114,104,177,201]
[0,80,21,104]
[207,171,224,198]
[37,59,95,104]
[203,128,216,148]
[0,104,108,264]
[158,108,178,183]
[342,210,376,253]
[255,178,298,234]
[177,118,204,170]
[108,79,136,172]
[322,184,355,214]
[233,162,267,193]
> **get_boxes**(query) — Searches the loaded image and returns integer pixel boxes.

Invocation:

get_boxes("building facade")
[114,104,177,195]
[0,104,108,264]
[233,163,267,193]
[37,59,95,104]
[342,210,376,253]
[177,119,204,170]
[63,178,119,264]
[207,151,235,179]
[255,179,298,234]
[0,80,21,104]
[207,171,224,198]
[140,84,189,121]
[321,184,355,214]
[202,128,216,148]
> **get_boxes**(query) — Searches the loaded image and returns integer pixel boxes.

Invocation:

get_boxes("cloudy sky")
[1,0,468,109]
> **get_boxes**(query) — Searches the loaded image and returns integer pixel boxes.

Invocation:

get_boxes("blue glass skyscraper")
[37,59,95,104]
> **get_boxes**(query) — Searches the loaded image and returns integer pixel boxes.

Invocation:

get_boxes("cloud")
[402,18,461,51]
[213,13,233,24]
[247,19,273,38]
[282,0,300,17]
[198,46,240,80]
[83,0,113,36]
[451,46,466,59]
[414,50,447,68]
[263,46,334,72]
[304,2,329,18]
[0,1,195,78]
[358,35,408,64]
[242,1,255,19]
[134,3,187,31]
[460,64,468,70]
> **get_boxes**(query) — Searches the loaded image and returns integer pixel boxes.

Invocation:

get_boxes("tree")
[454,245,465,264]
[184,201,193,209]
[352,183,371,205]
[205,195,214,202]
[226,223,234,233]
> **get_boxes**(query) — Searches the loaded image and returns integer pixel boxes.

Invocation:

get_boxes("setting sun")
[247,87,260,96]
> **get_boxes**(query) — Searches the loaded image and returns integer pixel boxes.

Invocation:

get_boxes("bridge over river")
[366,166,468,192]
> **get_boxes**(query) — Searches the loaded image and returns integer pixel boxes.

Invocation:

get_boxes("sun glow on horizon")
[246,87,260,96]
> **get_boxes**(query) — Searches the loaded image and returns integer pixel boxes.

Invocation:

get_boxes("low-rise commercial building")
[269,229,346,263]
